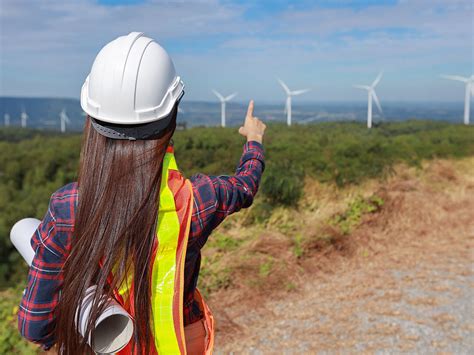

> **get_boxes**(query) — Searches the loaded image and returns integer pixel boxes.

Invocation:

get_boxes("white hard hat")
[81,32,184,138]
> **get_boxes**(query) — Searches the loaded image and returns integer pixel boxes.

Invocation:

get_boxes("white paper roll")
[77,286,134,354]
[11,218,134,354]
[10,218,40,266]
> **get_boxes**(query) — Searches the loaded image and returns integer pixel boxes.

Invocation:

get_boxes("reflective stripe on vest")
[151,149,189,354]
[115,147,215,354]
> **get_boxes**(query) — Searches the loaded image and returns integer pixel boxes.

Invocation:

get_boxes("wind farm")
[1,89,472,131]
[1,69,473,132]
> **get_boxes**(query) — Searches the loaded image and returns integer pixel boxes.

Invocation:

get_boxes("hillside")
[212,157,474,352]
[0,121,473,353]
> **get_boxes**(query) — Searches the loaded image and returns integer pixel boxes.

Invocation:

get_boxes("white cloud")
[0,0,471,101]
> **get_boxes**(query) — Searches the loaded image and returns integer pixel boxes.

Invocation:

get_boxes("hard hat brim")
[89,106,176,141]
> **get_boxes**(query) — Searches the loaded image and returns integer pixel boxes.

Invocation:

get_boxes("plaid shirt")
[18,141,264,350]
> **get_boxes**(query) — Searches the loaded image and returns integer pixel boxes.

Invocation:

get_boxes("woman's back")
[17,32,266,354]
[18,141,264,351]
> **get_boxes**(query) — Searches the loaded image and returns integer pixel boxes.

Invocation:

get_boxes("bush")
[331,194,384,234]
[261,160,304,206]
[0,121,473,288]
[0,289,38,354]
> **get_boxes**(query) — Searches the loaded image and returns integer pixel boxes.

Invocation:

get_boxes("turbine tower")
[20,109,28,128]
[353,72,383,129]
[212,90,237,127]
[277,79,310,126]
[59,108,71,133]
[4,113,10,127]
[441,74,473,125]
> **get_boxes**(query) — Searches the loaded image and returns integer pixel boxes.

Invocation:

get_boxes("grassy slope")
[0,121,473,353]
[200,156,474,299]
[216,156,474,352]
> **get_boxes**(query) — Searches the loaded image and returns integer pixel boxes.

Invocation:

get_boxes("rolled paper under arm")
[10,218,134,354]
[10,218,37,266]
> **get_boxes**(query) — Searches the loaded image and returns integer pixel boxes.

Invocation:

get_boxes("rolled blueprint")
[11,218,134,354]
[10,218,37,266]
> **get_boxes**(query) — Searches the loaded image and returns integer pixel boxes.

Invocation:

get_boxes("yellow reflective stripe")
[115,152,178,300]
[117,268,132,298]
[176,179,193,350]
[167,151,178,171]
[151,152,182,354]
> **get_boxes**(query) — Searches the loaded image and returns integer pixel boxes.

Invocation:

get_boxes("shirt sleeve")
[17,194,68,350]
[189,141,265,248]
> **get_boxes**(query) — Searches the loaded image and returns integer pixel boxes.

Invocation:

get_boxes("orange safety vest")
[112,146,215,354]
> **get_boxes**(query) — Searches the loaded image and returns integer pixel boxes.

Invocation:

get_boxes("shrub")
[0,289,38,354]
[0,121,473,288]
[261,160,304,206]
[331,194,384,234]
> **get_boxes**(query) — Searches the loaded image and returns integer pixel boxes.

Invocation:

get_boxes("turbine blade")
[291,89,310,96]
[441,75,469,83]
[371,71,383,88]
[277,78,291,95]
[212,89,224,101]
[372,90,383,114]
[224,92,238,101]
[353,85,370,90]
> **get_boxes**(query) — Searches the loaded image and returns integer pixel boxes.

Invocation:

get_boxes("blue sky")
[0,0,472,102]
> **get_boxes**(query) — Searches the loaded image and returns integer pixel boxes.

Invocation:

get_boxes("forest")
[0,120,473,352]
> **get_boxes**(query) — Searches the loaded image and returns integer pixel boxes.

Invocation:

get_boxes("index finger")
[246,100,254,118]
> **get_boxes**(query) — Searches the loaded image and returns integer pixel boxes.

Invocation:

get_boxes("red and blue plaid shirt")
[18,141,264,350]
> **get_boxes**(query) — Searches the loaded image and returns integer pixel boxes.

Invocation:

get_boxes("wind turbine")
[441,74,473,125]
[4,113,10,127]
[277,79,310,126]
[20,109,28,128]
[59,108,71,133]
[353,72,383,129]
[212,90,237,127]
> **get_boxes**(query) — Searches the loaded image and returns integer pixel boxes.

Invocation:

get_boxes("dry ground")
[210,158,474,354]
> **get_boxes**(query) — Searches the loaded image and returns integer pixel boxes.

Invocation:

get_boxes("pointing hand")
[238,100,266,144]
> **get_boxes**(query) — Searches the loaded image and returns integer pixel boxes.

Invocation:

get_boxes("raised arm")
[189,100,266,248]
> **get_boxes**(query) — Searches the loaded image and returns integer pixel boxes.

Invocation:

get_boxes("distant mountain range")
[0,97,467,132]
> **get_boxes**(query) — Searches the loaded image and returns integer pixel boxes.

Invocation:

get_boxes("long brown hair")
[56,108,177,354]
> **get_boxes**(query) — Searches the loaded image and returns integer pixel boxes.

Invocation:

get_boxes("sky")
[0,0,472,102]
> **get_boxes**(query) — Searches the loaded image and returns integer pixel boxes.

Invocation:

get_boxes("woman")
[18,32,266,354]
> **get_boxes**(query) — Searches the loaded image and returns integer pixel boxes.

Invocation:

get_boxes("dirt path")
[212,160,474,353]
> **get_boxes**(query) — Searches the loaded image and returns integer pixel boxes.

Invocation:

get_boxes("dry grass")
[203,157,474,300]
[201,156,474,351]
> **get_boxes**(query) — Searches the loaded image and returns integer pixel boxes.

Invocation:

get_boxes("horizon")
[0,95,467,105]
[0,96,469,130]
